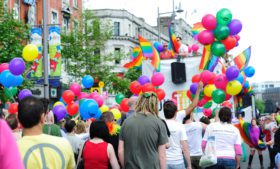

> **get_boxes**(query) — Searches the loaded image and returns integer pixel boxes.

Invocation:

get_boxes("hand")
[198,82,204,91]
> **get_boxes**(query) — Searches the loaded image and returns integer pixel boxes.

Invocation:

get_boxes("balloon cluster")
[188,44,200,54]
[197,8,242,56]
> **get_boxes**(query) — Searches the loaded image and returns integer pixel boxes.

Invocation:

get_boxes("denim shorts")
[206,158,236,169]
[167,163,186,169]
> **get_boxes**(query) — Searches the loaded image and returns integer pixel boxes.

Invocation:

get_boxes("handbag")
[199,129,217,168]
[76,140,88,169]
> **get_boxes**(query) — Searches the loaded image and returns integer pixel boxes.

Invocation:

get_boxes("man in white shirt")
[176,36,189,58]
[164,100,192,169]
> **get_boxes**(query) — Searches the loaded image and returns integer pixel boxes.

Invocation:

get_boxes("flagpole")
[43,0,49,99]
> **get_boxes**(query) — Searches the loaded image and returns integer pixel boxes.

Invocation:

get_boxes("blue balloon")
[59,97,67,105]
[244,66,255,78]
[79,99,99,120]
[243,81,250,89]
[82,75,94,88]
[236,74,244,84]
[93,109,102,119]
[14,75,24,87]
[0,70,13,88]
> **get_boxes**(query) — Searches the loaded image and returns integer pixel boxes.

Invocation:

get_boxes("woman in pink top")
[160,43,172,59]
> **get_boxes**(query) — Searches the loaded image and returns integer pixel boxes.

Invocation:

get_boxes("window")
[13,1,20,20]
[73,0,78,8]
[128,24,131,36]
[113,22,120,36]
[62,16,69,33]
[27,4,36,25]
[51,11,58,24]
[115,48,121,64]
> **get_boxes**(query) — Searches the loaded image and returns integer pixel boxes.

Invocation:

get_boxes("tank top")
[83,141,109,169]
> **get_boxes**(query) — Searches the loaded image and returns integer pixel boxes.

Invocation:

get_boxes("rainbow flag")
[138,35,153,58]
[206,55,220,72]
[219,60,227,74]
[191,22,204,36]
[123,47,144,69]
[151,47,161,72]
[233,47,251,70]
[199,47,211,72]
[168,24,180,53]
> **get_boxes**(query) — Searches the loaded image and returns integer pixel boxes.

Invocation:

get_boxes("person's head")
[183,113,193,124]
[65,120,76,133]
[265,116,271,124]
[251,118,258,126]
[89,120,109,141]
[176,36,182,45]
[76,121,86,134]
[163,43,169,51]
[135,92,159,116]
[40,98,50,114]
[270,113,276,121]
[100,111,114,123]
[5,114,18,130]
[200,116,210,125]
[128,96,138,111]
[18,96,45,129]
[163,100,177,119]
[218,107,232,123]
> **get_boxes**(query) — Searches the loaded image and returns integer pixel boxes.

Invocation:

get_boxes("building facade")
[252,81,280,100]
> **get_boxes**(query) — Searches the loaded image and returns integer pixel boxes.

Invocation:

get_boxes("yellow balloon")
[99,81,105,88]
[22,44,39,62]
[111,108,121,121]
[226,80,242,96]
[100,105,109,113]
[203,84,216,97]
[54,101,64,107]
[205,45,212,51]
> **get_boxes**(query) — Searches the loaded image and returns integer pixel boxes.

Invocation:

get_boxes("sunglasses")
[164,45,168,47]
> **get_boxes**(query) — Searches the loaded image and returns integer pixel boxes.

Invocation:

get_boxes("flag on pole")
[199,47,211,72]
[233,47,251,70]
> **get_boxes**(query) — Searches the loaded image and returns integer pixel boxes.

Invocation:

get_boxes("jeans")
[191,156,202,169]
[206,158,236,169]
[275,153,280,169]
[167,163,185,169]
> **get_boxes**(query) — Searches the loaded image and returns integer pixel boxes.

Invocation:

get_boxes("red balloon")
[187,90,192,100]
[62,90,75,104]
[208,73,216,84]
[192,74,201,83]
[225,94,232,101]
[130,81,142,94]
[142,83,155,93]
[221,101,232,109]
[120,98,129,112]
[155,88,166,101]
[221,36,237,50]
[67,102,79,116]
[8,103,18,114]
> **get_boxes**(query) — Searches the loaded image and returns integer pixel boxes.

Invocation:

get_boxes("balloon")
[226,66,239,81]
[22,44,39,62]
[201,14,217,30]
[201,70,213,84]
[204,101,213,109]
[142,83,155,93]
[198,98,208,107]
[4,87,18,98]
[204,84,216,97]
[111,108,121,120]
[188,46,192,53]
[54,101,64,107]
[67,102,79,116]
[203,109,212,117]
[138,75,150,85]
[192,44,199,52]
[216,8,232,25]
[244,66,255,77]
[70,83,81,96]
[82,75,94,88]
[198,30,215,45]
[62,90,75,104]
[8,103,18,114]
[151,73,165,86]
[18,89,32,100]
[120,98,129,112]
[211,41,226,56]
[0,70,14,88]
[225,94,232,101]
[0,63,9,73]
[115,94,125,104]
[221,36,237,50]
[79,99,99,119]
[221,101,232,109]
[214,74,228,90]
[78,92,90,100]
[190,83,199,95]
[130,81,142,94]
[187,90,192,100]
[228,19,242,35]
[155,88,165,101]
[214,25,230,40]
[100,105,109,113]
[14,75,24,87]
[243,81,250,89]
[212,108,219,118]
[192,74,201,83]
[92,94,104,107]
[235,35,240,41]
[153,42,164,52]
[9,58,25,76]
[212,89,226,104]
[236,73,245,84]
[226,80,242,95]
[53,105,67,121]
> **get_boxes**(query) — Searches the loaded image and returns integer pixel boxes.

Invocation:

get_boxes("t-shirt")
[175,110,186,124]
[17,134,75,169]
[160,51,172,59]
[43,124,62,137]
[0,120,24,169]
[120,113,168,169]
[179,44,188,54]
[185,122,203,156]
[165,120,187,164]
[65,134,83,154]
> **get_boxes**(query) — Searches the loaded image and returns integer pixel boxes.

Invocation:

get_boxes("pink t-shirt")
[0,120,24,169]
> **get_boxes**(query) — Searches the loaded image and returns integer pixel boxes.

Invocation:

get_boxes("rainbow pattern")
[138,35,154,58]
[191,22,205,36]
[233,47,251,70]
[123,47,144,69]
[168,24,180,53]
[199,47,211,71]
[107,122,121,136]
[151,47,161,72]
[207,55,220,72]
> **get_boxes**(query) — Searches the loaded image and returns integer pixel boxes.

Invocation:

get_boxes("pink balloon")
[92,95,103,107]
[200,70,213,84]
[198,30,215,45]
[235,35,240,41]
[0,63,9,73]
[171,98,177,106]
[203,108,212,117]
[192,44,199,52]
[225,94,232,101]
[202,14,217,30]
[151,73,165,86]
[198,98,208,107]
[70,83,81,96]
[188,46,192,53]
[214,74,228,90]
[78,92,90,100]
[90,92,99,99]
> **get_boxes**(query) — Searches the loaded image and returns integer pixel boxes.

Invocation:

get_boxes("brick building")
[4,0,83,32]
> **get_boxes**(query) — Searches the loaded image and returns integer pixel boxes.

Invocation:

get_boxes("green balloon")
[216,8,232,25]
[212,89,226,104]
[211,42,226,56]
[115,94,125,104]
[199,92,204,100]
[4,87,18,98]
[204,101,213,109]
[214,25,230,40]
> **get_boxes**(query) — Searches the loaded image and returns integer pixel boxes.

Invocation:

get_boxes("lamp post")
[43,0,49,99]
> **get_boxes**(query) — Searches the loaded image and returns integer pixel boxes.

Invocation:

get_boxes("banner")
[49,26,61,76]
[30,27,43,78]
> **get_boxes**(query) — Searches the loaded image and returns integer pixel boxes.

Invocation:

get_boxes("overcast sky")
[85,0,280,83]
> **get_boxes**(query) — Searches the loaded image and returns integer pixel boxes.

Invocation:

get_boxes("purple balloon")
[138,75,150,85]
[190,83,198,94]
[226,66,239,81]
[53,105,67,122]
[18,89,32,100]
[9,58,26,76]
[157,44,164,52]
[228,19,242,35]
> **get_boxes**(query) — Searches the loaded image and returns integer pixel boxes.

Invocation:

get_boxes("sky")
[85,0,280,83]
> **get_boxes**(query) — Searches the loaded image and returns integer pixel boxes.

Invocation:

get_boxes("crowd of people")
[0,82,280,169]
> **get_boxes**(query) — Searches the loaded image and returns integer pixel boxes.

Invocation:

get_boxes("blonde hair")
[76,121,86,134]
[135,92,159,116]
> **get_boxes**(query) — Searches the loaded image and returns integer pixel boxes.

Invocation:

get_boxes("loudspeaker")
[171,62,186,84]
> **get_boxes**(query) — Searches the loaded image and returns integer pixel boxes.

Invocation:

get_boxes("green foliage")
[255,99,265,114]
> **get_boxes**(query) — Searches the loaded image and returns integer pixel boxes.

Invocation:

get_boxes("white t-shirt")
[179,44,188,54]
[185,122,203,156]
[203,122,242,158]
[65,134,83,154]
[175,110,186,124]
[165,120,188,164]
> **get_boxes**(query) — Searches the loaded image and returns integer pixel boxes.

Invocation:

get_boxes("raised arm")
[185,82,204,115]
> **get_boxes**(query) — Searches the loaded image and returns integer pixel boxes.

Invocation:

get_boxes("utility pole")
[43,0,49,99]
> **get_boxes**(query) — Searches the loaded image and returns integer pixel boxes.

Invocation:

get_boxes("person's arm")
[181,141,192,169]
[158,144,167,169]
[118,140,124,168]
[108,143,120,169]
[235,155,241,169]
[234,129,242,169]
[185,82,203,115]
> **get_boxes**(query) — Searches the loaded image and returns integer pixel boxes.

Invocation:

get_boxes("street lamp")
[157,0,184,42]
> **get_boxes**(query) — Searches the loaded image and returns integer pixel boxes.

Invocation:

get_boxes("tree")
[255,99,265,114]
